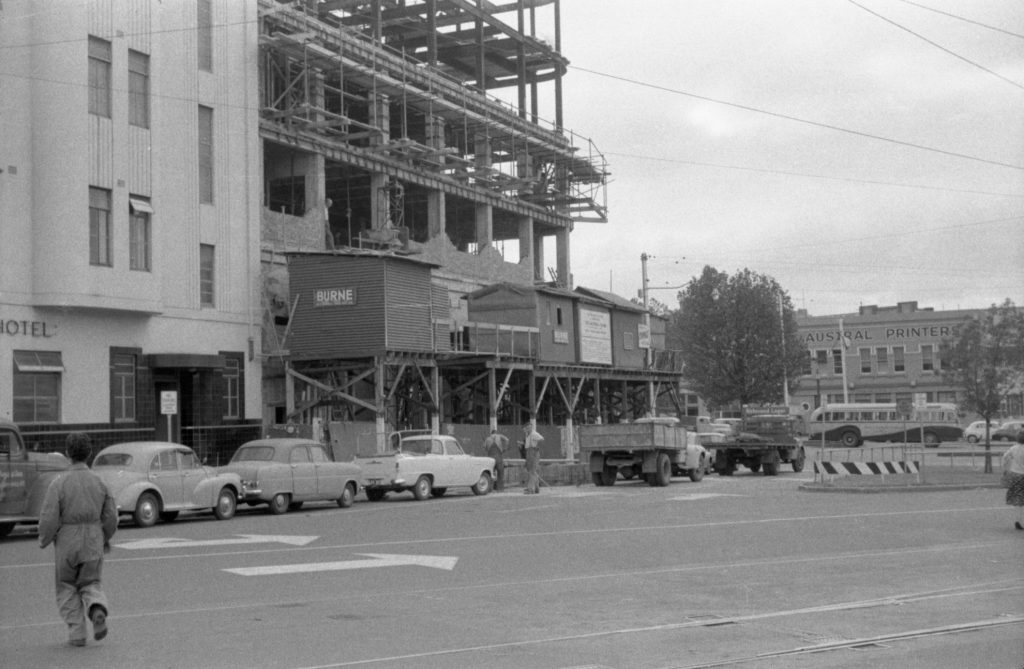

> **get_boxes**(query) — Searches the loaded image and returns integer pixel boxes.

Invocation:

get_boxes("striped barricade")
[813,461,920,476]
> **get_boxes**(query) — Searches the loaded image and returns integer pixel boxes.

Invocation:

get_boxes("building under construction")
[258,1,690,454]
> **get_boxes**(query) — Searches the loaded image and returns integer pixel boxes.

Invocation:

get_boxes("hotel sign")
[0,319,57,337]
[314,288,357,307]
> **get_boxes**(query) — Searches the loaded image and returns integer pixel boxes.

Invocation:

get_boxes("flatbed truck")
[578,417,709,487]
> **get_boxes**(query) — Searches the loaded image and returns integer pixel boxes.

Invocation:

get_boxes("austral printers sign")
[803,324,958,345]
[314,288,357,307]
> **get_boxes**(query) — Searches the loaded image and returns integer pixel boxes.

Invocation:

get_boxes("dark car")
[991,420,1024,442]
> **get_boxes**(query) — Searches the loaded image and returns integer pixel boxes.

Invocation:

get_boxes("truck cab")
[0,421,70,538]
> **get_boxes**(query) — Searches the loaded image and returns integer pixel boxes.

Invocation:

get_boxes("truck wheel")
[134,492,160,527]
[688,456,706,482]
[652,453,672,486]
[791,448,806,473]
[268,492,290,515]
[471,472,492,495]
[0,523,15,539]
[748,462,761,473]
[366,488,386,502]
[412,476,432,500]
[762,461,779,476]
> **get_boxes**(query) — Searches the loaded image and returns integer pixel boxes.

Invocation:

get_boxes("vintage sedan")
[91,442,241,527]
[220,438,362,514]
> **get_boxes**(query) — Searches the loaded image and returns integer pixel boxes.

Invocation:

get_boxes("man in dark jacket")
[38,433,118,647]
[483,429,509,491]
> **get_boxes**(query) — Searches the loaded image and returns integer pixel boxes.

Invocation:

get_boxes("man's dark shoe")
[1015,521,1023,531]
[90,606,108,641]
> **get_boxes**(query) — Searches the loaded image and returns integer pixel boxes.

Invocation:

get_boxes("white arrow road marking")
[114,534,319,550]
[223,553,458,576]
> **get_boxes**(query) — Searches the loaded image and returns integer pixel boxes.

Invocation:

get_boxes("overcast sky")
[533,0,1023,316]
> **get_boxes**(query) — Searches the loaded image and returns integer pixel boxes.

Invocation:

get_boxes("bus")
[806,402,962,448]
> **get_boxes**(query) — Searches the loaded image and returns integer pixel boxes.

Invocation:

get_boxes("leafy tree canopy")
[670,266,808,410]
[942,298,1024,424]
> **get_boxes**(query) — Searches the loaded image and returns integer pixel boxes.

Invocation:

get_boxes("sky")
[529,0,1024,316]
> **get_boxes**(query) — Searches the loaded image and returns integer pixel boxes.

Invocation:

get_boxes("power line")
[605,151,1023,199]
[568,65,1024,171]
[847,0,1024,92]
[890,0,1024,40]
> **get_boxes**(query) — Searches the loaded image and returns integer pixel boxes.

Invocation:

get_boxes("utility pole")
[641,253,655,414]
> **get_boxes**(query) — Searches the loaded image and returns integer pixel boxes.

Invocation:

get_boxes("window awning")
[13,350,64,373]
[129,198,154,214]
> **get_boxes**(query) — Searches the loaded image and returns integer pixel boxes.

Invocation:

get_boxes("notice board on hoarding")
[578,306,612,365]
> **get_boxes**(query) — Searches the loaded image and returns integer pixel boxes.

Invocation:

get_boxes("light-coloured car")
[356,434,495,501]
[91,442,241,527]
[963,420,1000,444]
[220,438,362,514]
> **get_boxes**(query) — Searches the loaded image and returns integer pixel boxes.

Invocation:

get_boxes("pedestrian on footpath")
[1002,431,1024,531]
[38,433,118,647]
[522,423,544,494]
[483,429,509,491]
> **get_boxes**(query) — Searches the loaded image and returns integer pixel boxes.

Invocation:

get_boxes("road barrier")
[814,445,923,484]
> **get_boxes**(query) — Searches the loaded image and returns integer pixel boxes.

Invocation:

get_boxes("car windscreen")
[93,453,132,467]
[231,446,276,462]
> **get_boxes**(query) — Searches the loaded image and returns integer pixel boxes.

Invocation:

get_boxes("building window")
[88,36,111,118]
[921,344,935,372]
[89,187,112,267]
[832,349,843,374]
[893,346,905,372]
[111,351,137,422]
[555,306,563,326]
[874,392,892,403]
[222,356,241,419]
[802,350,812,375]
[13,351,63,423]
[815,349,828,369]
[876,347,888,373]
[859,347,871,374]
[198,105,214,203]
[200,244,215,306]
[129,197,153,271]
[128,50,150,128]
[197,0,213,72]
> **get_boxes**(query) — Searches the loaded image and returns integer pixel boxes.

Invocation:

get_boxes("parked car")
[91,442,242,527]
[991,420,1024,442]
[220,438,361,514]
[963,420,1000,443]
[355,433,495,501]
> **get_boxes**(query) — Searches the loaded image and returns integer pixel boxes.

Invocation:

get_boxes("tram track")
[669,616,1024,669]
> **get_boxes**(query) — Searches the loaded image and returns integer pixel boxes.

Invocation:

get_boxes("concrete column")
[518,215,533,268]
[427,190,445,239]
[369,172,388,231]
[554,226,571,287]
[533,232,545,282]
[475,203,493,249]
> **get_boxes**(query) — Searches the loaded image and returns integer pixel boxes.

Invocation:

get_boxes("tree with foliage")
[942,299,1024,472]
[671,266,808,410]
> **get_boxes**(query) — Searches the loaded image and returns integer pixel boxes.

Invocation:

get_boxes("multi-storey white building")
[1,0,263,455]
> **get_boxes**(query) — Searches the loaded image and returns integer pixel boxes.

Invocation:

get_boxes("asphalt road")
[1,461,1022,669]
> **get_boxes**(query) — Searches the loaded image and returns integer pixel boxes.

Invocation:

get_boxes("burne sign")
[314,288,357,307]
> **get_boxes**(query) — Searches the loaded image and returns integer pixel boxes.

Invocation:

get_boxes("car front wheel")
[471,472,492,495]
[966,435,978,443]
[337,483,356,508]
[213,488,237,520]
